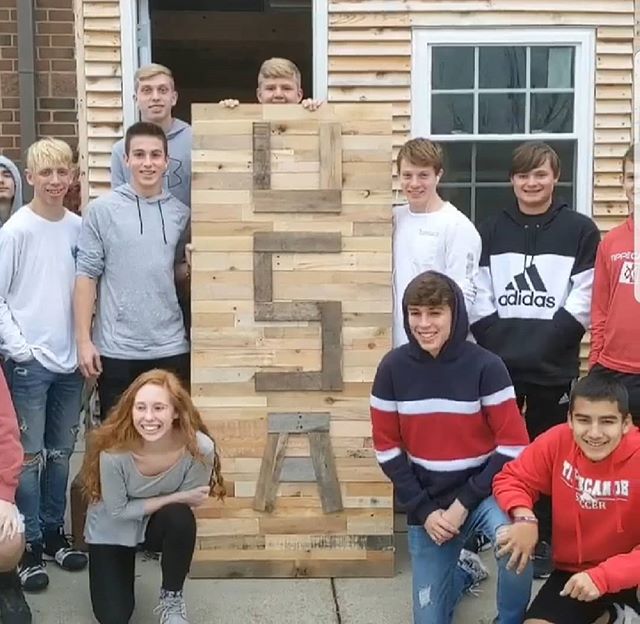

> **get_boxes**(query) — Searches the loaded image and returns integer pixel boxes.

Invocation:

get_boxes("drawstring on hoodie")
[135,196,144,236]
[134,195,168,245]
[157,201,167,245]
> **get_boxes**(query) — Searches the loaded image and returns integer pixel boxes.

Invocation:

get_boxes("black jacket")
[470,201,600,386]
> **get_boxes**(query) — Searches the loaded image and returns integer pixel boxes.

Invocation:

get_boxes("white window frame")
[120,0,140,129]
[411,28,596,217]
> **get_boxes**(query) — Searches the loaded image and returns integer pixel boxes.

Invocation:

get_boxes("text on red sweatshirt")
[589,216,640,373]
[493,424,640,595]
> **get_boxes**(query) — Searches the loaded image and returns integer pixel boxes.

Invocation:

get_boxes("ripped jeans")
[408,496,532,624]
[4,359,84,545]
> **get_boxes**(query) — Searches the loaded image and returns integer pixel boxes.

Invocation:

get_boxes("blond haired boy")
[0,138,87,593]
[220,57,322,110]
[110,63,192,208]
[392,138,481,347]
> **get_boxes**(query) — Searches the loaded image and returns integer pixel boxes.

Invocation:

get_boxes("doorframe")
[120,0,139,129]
[123,0,328,130]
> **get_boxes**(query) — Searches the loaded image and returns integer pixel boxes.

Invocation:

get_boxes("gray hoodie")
[110,119,192,208]
[0,156,23,226]
[76,183,190,359]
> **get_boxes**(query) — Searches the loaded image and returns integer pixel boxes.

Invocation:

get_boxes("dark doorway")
[148,0,313,123]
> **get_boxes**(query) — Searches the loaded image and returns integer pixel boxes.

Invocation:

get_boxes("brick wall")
[0,0,78,166]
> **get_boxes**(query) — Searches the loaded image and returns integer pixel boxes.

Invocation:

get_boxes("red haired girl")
[79,369,224,624]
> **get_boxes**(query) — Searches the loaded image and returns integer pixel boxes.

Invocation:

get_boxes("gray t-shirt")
[84,431,214,547]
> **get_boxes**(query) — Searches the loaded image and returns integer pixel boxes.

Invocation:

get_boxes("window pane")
[546,140,575,183]
[475,140,575,183]
[439,186,471,218]
[531,93,574,133]
[531,47,574,89]
[475,187,516,224]
[432,94,473,134]
[432,46,474,90]
[476,141,520,182]
[441,142,472,183]
[479,93,525,134]
[479,46,526,89]
[554,184,574,207]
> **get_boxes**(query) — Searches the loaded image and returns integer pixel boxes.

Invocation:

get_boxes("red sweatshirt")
[0,369,22,503]
[589,216,640,373]
[493,424,640,596]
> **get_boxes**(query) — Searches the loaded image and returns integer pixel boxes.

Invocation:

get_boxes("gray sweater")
[84,431,214,546]
[76,183,190,359]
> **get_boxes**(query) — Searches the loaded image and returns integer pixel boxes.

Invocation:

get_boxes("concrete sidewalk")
[28,442,536,623]
[26,537,535,623]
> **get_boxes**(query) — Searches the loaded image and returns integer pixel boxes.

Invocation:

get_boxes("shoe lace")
[154,594,187,623]
[466,582,485,597]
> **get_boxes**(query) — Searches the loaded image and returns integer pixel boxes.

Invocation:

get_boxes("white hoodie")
[392,201,481,347]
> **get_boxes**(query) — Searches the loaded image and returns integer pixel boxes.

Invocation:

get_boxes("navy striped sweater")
[370,272,529,525]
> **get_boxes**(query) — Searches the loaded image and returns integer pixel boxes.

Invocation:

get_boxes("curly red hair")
[79,369,225,503]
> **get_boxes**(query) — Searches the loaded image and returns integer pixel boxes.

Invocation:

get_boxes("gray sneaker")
[459,548,489,594]
[154,590,189,624]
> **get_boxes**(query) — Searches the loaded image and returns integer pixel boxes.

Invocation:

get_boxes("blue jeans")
[408,496,532,624]
[4,359,84,544]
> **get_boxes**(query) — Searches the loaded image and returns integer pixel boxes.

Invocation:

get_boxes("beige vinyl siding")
[328,0,635,232]
[75,0,123,204]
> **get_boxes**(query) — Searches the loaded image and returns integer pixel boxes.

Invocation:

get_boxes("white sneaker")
[154,590,189,624]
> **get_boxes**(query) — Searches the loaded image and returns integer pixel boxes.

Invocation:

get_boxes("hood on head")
[0,155,23,222]
[401,270,469,361]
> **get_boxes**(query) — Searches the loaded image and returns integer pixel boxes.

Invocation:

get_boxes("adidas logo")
[498,265,556,309]
[558,393,569,405]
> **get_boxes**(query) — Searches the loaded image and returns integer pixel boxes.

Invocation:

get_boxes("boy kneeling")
[494,375,640,623]
[370,271,532,624]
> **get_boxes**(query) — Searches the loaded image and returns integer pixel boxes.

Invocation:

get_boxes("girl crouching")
[79,369,224,624]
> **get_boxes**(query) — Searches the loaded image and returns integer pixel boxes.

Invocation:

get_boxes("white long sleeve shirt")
[0,206,81,373]
[392,201,481,347]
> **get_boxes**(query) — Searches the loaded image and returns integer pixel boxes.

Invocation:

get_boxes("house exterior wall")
[0,0,78,166]
[74,0,639,372]
[326,0,635,232]
[73,0,123,205]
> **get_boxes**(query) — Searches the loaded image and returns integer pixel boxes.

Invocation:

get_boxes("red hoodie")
[493,424,640,596]
[0,369,22,503]
[589,216,640,373]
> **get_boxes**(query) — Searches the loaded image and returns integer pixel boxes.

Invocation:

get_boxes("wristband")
[512,516,538,524]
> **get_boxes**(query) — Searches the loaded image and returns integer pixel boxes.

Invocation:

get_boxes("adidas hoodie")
[471,201,600,386]
[370,271,529,525]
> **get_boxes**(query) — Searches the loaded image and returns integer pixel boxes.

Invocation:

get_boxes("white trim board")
[411,27,596,217]
[313,0,328,100]
[119,0,139,130]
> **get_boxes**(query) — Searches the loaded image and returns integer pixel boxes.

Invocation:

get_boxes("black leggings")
[89,503,197,624]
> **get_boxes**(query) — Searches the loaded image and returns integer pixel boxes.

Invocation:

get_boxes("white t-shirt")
[392,201,481,347]
[0,206,82,373]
